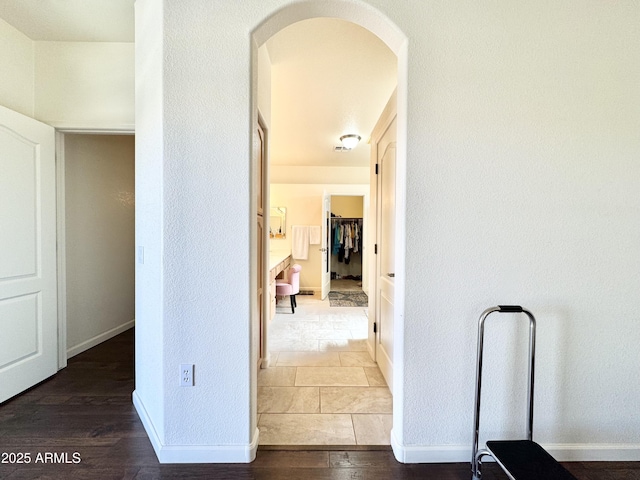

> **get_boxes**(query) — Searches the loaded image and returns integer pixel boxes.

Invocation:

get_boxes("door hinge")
[373,322,377,333]
[375,163,379,175]
[374,244,377,254]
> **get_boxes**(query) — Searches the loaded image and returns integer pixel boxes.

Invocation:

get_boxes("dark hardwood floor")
[0,329,637,479]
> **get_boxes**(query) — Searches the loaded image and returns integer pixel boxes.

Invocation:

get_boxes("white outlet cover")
[180,363,194,387]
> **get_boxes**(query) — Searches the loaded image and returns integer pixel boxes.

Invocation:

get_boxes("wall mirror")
[270,207,286,239]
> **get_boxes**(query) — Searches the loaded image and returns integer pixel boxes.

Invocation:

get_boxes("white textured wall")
[162,0,255,448]
[64,134,135,357]
[135,0,640,462]
[270,165,369,184]
[0,18,33,116]
[134,0,166,444]
[395,0,640,454]
[331,196,364,219]
[34,42,134,129]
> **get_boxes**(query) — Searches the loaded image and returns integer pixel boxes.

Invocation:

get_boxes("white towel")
[309,226,322,245]
[291,225,310,260]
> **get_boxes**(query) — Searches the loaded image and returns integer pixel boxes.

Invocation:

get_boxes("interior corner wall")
[0,18,34,117]
[34,41,134,129]
[134,0,166,449]
[0,20,134,130]
[64,134,135,357]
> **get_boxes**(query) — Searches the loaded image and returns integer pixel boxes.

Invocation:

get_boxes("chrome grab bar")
[471,306,537,480]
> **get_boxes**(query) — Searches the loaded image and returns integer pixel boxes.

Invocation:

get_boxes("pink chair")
[276,264,302,314]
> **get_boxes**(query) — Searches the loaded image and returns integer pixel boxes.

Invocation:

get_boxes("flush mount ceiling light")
[339,134,361,150]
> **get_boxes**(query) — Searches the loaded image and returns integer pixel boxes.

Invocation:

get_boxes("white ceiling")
[266,18,397,167]
[0,5,396,169]
[0,0,134,42]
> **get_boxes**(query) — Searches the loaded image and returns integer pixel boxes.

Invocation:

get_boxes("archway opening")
[251,2,408,453]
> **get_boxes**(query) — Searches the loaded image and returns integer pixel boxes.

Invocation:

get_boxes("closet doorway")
[326,195,366,295]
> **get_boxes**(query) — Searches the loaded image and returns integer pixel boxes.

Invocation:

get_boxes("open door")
[320,192,331,299]
[0,106,58,403]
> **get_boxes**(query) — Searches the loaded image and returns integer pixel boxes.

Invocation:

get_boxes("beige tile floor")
[329,278,363,291]
[258,292,392,445]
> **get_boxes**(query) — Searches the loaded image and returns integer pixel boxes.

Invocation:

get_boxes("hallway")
[259,293,392,445]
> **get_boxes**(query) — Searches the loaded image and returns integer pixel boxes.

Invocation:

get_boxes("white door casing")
[320,192,331,300]
[376,122,397,392]
[369,91,397,393]
[257,114,271,369]
[0,106,58,403]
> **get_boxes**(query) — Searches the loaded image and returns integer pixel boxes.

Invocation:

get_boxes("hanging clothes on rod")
[330,217,363,264]
[332,222,341,255]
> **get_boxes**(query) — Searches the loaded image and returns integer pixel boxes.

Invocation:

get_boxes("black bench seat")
[486,440,578,480]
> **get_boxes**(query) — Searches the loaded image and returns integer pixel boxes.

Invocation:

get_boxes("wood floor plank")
[4,467,140,480]
[330,449,399,467]
[89,437,161,468]
[0,467,17,478]
[252,450,330,468]
[0,437,119,448]
[0,329,638,479]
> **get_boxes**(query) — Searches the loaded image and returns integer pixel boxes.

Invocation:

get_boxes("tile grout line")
[315,386,321,414]
[350,413,358,445]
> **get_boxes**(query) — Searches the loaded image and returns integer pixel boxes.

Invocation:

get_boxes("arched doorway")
[251,0,408,456]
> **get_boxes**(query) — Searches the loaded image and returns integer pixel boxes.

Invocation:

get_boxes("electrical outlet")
[180,364,194,387]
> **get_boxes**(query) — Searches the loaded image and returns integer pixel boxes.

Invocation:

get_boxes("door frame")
[321,192,332,299]
[257,112,271,369]
[368,89,397,368]
[55,127,135,369]
[323,185,375,295]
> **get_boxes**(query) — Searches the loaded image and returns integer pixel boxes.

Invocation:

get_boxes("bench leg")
[472,449,491,480]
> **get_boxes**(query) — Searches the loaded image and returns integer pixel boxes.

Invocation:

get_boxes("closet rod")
[330,217,362,221]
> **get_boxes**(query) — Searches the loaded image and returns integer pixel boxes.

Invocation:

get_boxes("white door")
[374,117,397,392]
[320,192,331,299]
[0,106,57,403]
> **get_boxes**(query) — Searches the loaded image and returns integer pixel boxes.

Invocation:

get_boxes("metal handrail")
[471,306,537,479]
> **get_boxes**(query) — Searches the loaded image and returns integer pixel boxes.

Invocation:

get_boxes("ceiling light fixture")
[339,134,361,150]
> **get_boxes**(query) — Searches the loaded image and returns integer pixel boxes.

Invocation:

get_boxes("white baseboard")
[391,430,470,463]
[133,391,259,463]
[298,287,320,295]
[546,444,640,462]
[366,340,375,362]
[390,430,640,463]
[66,319,135,359]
